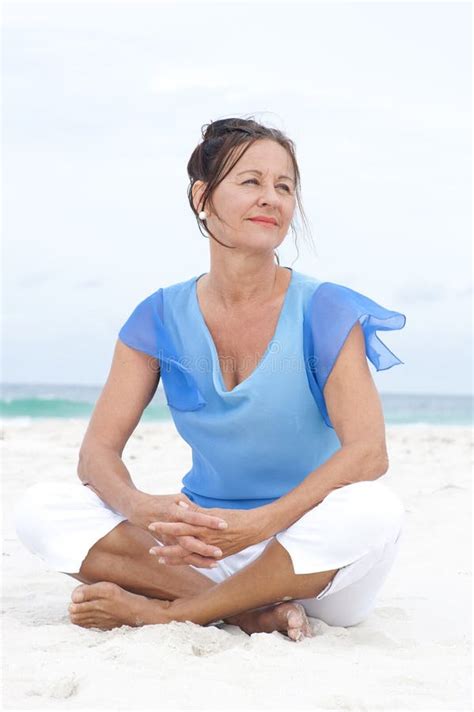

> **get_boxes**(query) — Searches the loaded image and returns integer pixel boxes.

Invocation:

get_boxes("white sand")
[1,418,472,711]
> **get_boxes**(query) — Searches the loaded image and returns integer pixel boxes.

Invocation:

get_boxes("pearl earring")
[198,211,207,220]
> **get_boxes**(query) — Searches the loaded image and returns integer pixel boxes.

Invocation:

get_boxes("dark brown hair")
[186,116,314,266]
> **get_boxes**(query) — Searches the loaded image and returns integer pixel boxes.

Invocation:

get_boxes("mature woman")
[15,117,407,642]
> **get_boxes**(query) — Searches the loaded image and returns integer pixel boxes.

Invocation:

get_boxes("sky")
[2,0,472,394]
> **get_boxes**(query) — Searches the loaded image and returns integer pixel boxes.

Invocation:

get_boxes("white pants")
[14,479,405,628]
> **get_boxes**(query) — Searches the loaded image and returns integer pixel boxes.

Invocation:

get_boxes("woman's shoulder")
[293,269,356,293]
[291,269,327,309]
[127,275,197,310]
[293,270,379,307]
[162,274,198,292]
[291,269,349,293]
[292,269,322,288]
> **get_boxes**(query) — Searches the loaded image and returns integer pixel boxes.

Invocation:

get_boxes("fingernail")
[158,557,166,564]
[213,549,222,558]
[149,548,157,555]
[178,501,189,508]
[148,525,155,531]
[218,521,228,529]
[210,563,218,568]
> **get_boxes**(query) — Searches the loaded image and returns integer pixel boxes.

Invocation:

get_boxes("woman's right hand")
[125,491,229,568]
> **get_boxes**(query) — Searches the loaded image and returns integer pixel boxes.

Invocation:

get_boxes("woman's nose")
[257,184,281,205]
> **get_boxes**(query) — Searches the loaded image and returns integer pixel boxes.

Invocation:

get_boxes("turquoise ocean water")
[1,383,472,426]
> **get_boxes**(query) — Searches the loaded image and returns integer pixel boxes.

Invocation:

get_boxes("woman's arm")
[259,321,389,537]
[77,339,161,515]
[77,340,228,564]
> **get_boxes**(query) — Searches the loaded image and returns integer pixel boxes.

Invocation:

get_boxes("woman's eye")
[242,179,291,192]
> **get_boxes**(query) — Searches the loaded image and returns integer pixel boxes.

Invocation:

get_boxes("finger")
[149,544,185,559]
[178,535,223,559]
[152,541,222,560]
[149,521,204,538]
[174,504,228,530]
[152,558,183,566]
[150,548,221,568]
[183,554,221,568]
[148,522,224,555]
[158,556,219,568]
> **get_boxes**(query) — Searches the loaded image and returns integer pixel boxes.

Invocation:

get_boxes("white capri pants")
[14,479,405,628]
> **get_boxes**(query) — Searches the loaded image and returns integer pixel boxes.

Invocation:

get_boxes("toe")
[69,612,86,626]
[286,604,313,642]
[76,619,100,629]
[287,610,303,629]
[71,584,89,603]
[69,607,115,629]
[71,581,119,604]
[287,627,304,642]
[292,603,313,637]
[70,616,102,629]
[69,601,96,615]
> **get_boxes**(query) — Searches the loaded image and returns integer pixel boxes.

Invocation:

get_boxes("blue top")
[118,269,406,510]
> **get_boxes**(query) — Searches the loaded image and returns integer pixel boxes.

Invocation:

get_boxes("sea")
[0,383,472,426]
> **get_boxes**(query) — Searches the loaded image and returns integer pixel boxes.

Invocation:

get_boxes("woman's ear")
[192,180,207,214]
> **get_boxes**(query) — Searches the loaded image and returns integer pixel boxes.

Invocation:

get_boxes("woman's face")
[196,139,297,254]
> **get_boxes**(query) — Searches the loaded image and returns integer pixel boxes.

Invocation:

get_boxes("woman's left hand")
[148,504,270,566]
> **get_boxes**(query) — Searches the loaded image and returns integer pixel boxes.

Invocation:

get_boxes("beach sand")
[2,418,472,711]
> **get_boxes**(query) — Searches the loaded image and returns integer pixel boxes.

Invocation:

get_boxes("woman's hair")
[186,116,314,266]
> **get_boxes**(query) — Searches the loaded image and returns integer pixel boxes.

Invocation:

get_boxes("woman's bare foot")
[69,582,172,630]
[226,602,313,642]
[69,583,312,642]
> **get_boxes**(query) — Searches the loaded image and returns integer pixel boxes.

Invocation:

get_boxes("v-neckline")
[193,267,294,395]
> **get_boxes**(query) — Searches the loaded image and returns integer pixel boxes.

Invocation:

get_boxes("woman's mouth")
[248,218,278,227]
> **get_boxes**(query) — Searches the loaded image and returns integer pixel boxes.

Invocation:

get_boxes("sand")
[1,418,472,711]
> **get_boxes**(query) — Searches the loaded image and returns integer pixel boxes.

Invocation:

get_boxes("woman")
[15,117,407,642]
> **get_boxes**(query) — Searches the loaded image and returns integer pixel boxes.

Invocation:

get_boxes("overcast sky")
[3,0,472,394]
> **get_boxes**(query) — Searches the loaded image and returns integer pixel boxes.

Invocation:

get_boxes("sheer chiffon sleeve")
[118,289,206,412]
[303,282,407,429]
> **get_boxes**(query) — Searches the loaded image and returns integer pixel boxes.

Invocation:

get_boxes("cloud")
[17,271,55,288]
[396,282,472,304]
[149,64,354,100]
[73,279,103,289]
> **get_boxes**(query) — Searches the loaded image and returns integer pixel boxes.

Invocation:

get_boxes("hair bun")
[202,118,253,141]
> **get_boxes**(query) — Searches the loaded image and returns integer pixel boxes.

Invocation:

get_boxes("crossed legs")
[67,519,339,638]
[15,479,404,638]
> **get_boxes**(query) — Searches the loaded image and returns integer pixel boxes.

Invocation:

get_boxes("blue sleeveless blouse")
[118,269,406,510]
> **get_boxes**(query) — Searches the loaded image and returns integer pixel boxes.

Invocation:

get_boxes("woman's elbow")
[76,443,104,484]
[373,446,389,477]
[358,442,389,478]
[77,448,91,484]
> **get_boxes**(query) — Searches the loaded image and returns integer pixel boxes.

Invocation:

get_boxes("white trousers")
[14,479,405,628]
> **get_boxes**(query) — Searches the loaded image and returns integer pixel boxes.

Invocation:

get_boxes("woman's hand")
[148,505,271,566]
[126,492,230,568]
